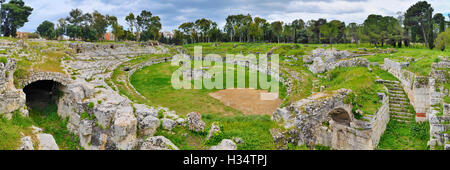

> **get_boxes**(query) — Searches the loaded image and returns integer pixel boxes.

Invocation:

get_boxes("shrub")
[435,29,450,51]
[205,122,225,146]
[157,110,165,119]
[410,122,429,141]
[88,102,95,109]
[0,57,7,65]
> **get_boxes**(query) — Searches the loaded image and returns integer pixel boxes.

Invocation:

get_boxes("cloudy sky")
[20,0,449,33]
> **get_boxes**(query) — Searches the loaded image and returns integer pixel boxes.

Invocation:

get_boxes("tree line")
[37,9,162,42]
[0,0,448,50]
[167,1,448,50]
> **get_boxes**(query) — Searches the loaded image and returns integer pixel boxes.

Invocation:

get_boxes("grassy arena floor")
[131,61,286,116]
[130,60,286,150]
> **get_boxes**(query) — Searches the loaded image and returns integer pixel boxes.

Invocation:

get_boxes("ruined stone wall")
[57,79,138,150]
[68,42,169,57]
[369,91,390,147]
[272,89,390,150]
[428,59,450,149]
[383,58,430,121]
[0,58,26,115]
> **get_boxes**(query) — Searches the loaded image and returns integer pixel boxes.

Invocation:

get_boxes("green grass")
[154,114,278,150]
[0,56,7,65]
[378,121,430,150]
[0,111,34,150]
[29,103,81,150]
[131,61,285,116]
[319,67,386,118]
[371,66,399,81]
[0,103,80,150]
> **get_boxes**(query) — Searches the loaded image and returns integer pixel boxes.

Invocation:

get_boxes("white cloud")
[19,0,450,33]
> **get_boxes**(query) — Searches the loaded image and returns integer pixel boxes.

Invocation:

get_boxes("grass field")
[378,121,430,150]
[0,104,80,150]
[155,114,278,150]
[131,61,285,116]
[318,67,386,119]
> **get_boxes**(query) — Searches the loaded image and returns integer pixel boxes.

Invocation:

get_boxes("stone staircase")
[383,81,415,123]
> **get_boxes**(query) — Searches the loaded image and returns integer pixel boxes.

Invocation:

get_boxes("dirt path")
[209,88,283,115]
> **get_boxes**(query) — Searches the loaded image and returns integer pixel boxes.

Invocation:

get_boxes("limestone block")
[37,134,59,150]
[18,136,34,150]
[162,118,176,131]
[209,139,237,150]
[138,116,160,136]
[140,136,179,150]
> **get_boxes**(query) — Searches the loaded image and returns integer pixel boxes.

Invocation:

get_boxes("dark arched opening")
[23,80,64,110]
[329,108,351,126]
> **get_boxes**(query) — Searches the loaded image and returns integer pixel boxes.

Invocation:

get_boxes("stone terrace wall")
[19,71,72,88]
[428,59,450,149]
[370,90,390,147]
[383,58,430,121]
[272,89,390,150]
[0,58,26,115]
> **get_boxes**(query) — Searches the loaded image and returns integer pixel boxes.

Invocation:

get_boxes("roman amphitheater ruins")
[0,39,448,150]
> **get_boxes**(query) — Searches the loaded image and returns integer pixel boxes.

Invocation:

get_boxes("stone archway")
[20,72,71,110]
[328,108,352,126]
[23,80,65,110]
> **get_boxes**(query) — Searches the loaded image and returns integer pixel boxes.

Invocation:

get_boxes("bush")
[88,102,95,109]
[205,122,225,146]
[0,57,7,65]
[435,29,450,51]
[410,122,429,141]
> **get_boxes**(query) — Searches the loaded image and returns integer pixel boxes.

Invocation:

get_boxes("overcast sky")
[20,0,450,33]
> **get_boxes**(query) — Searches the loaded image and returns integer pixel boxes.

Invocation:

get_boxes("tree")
[125,13,136,33]
[136,10,161,41]
[1,0,33,37]
[292,19,305,43]
[91,11,108,40]
[271,21,283,43]
[434,29,450,51]
[179,22,195,44]
[37,20,55,39]
[320,21,338,47]
[195,18,212,42]
[66,24,81,40]
[347,23,361,44]
[404,1,434,49]
[55,18,67,39]
[433,13,446,33]
[66,8,84,26]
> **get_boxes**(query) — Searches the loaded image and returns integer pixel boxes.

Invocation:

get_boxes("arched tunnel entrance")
[23,80,64,110]
[329,108,351,126]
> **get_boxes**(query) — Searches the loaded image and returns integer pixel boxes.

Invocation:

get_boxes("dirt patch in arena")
[209,88,283,115]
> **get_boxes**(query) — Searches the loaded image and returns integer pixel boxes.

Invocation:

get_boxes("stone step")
[389,90,404,94]
[389,93,406,97]
[390,100,409,104]
[388,83,401,87]
[390,103,410,108]
[391,111,413,116]
[392,119,411,124]
[390,107,409,112]
[387,87,403,91]
[391,114,413,120]
[384,82,400,86]
[389,97,408,101]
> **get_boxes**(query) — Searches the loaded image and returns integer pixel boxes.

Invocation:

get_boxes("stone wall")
[0,58,26,116]
[19,71,72,88]
[272,89,390,150]
[68,42,169,57]
[428,59,450,149]
[303,48,369,74]
[383,58,430,121]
